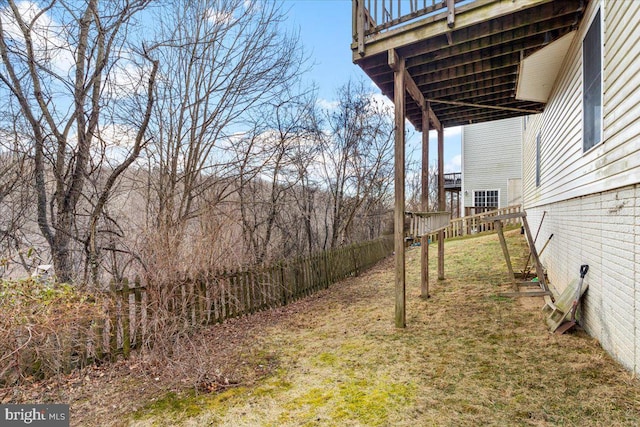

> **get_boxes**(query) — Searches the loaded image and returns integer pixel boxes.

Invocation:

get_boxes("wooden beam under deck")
[405,56,522,86]
[432,109,534,128]
[400,1,583,62]
[417,70,519,95]
[402,70,442,132]
[376,71,520,105]
[405,95,543,120]
[428,98,541,115]
[427,81,515,101]
[406,25,576,70]
[365,20,576,81]
[407,45,539,80]
[376,66,442,133]
[430,101,543,123]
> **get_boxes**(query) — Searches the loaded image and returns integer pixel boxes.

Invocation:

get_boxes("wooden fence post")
[94,318,104,361]
[223,269,229,320]
[121,278,130,358]
[133,276,143,347]
[107,281,118,360]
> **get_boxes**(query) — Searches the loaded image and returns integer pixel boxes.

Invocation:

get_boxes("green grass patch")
[488,294,514,303]
[132,391,208,423]
[330,378,415,425]
[314,352,338,366]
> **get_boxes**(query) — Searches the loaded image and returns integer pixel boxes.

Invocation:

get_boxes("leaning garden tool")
[555,264,589,335]
[521,211,546,276]
[523,234,553,277]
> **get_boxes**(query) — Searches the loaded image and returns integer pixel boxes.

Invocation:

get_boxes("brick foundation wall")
[526,184,639,374]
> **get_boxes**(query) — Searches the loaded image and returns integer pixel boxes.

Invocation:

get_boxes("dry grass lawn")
[125,229,640,426]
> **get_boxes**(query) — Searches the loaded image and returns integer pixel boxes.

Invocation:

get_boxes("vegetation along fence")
[2,236,393,384]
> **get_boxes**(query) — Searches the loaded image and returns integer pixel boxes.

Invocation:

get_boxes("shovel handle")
[570,265,589,322]
[580,264,589,278]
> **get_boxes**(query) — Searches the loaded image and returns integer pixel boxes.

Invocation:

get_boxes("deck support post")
[355,0,365,56]
[420,101,430,298]
[446,0,455,28]
[437,126,445,280]
[390,49,406,328]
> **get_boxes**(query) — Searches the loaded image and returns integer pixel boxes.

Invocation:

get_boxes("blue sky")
[284,0,462,173]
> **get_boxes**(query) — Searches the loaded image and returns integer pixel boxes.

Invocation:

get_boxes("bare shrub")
[134,208,241,362]
[0,279,109,386]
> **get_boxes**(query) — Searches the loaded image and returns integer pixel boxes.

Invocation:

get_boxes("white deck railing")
[405,211,451,239]
[353,0,476,39]
[405,204,523,243]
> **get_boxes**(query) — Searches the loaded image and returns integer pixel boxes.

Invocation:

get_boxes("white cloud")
[106,59,153,99]
[1,1,75,76]
[445,154,461,173]
[317,98,339,111]
[97,123,139,148]
[2,2,153,102]
[444,126,462,137]
[205,5,236,26]
[216,131,247,150]
[82,123,139,165]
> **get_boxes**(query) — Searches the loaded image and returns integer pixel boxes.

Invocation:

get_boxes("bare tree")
[145,0,306,234]
[287,119,323,256]
[84,56,159,284]
[0,126,38,276]
[237,88,320,263]
[320,80,395,249]
[0,0,393,286]
[406,160,438,213]
[0,0,157,283]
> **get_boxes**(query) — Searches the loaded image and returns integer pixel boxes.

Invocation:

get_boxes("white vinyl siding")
[523,0,640,208]
[601,1,640,189]
[535,131,541,187]
[462,116,523,210]
[522,114,543,202]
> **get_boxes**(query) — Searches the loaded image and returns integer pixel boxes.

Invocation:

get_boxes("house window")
[474,190,499,209]
[536,131,541,187]
[583,9,602,152]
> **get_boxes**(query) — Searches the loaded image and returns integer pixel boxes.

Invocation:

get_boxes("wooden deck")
[353,0,589,327]
[352,0,588,129]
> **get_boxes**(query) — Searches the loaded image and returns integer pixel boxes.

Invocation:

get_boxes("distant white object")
[31,264,54,281]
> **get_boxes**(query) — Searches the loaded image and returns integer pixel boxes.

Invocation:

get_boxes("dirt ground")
[4,230,640,426]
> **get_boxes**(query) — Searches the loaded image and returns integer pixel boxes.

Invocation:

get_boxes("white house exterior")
[462,116,524,215]
[522,1,640,374]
